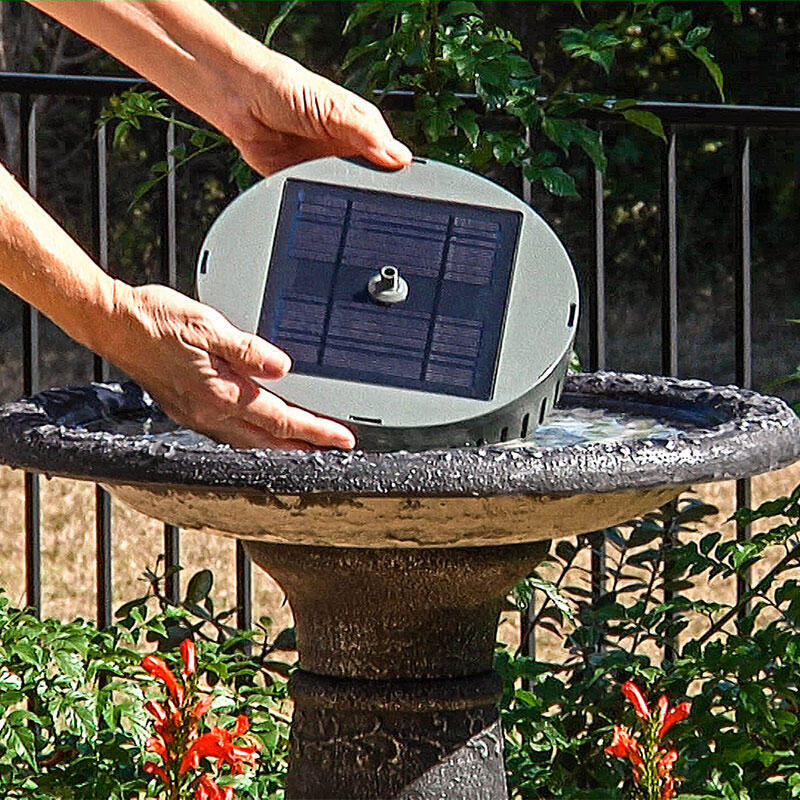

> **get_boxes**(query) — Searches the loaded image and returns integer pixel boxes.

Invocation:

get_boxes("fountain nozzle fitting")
[368,265,409,305]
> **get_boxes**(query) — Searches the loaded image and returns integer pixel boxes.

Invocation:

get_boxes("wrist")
[79,278,137,363]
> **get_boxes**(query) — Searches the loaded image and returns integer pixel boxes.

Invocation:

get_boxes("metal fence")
[2,70,800,645]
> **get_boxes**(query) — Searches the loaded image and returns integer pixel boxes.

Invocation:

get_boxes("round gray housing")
[196,156,579,450]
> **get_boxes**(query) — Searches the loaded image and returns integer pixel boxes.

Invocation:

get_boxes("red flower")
[145,699,168,725]
[657,694,669,724]
[622,681,650,722]
[180,725,258,776]
[142,655,185,705]
[195,774,235,800]
[146,735,168,759]
[658,749,678,776]
[144,760,169,786]
[659,701,691,739]
[605,725,644,769]
[192,695,214,719]
[181,638,197,678]
[232,714,249,737]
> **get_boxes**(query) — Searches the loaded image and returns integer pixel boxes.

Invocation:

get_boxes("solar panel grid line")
[324,339,425,361]
[323,349,421,379]
[419,214,458,388]
[20,93,42,617]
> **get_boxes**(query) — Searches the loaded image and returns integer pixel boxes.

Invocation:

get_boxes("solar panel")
[258,179,522,400]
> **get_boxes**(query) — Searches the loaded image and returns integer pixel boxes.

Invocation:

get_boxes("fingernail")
[337,431,356,449]
[384,139,412,165]
[278,353,292,374]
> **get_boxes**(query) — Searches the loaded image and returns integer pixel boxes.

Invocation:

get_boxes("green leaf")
[685,26,711,48]
[721,0,743,23]
[440,1,482,22]
[526,166,578,197]
[342,40,382,71]
[691,45,725,101]
[185,569,214,605]
[343,1,387,36]
[454,108,480,147]
[264,0,302,47]
[541,117,606,171]
[622,109,666,141]
[111,120,130,149]
[189,129,208,148]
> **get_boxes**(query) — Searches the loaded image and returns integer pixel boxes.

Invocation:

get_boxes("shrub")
[0,564,290,800]
[501,490,800,799]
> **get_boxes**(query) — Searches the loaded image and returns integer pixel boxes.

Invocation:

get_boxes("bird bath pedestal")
[1,372,798,799]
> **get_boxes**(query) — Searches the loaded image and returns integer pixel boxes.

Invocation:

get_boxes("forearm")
[0,162,127,357]
[26,0,273,138]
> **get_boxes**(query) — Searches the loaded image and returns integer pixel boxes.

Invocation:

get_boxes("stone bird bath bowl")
[1,371,799,799]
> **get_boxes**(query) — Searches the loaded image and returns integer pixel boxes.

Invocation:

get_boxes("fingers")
[208,320,292,380]
[202,416,314,451]
[328,91,412,169]
[239,385,356,449]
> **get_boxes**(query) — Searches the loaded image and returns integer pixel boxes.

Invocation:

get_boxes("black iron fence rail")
[2,70,797,650]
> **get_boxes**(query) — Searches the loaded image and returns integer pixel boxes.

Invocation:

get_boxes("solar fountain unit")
[197,156,579,450]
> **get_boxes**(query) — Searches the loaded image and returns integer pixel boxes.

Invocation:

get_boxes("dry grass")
[0,465,291,632]
[1,461,799,657]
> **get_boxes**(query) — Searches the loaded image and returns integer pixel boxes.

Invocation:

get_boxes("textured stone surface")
[105,483,681,547]
[0,372,798,498]
[246,541,550,678]
[246,543,548,799]
[288,673,507,800]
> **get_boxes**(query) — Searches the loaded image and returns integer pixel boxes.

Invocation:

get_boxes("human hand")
[218,48,413,175]
[105,283,356,450]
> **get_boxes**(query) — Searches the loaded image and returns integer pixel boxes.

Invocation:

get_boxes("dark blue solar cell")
[258,179,521,400]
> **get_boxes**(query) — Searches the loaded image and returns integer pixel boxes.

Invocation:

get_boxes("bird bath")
[1,370,799,799]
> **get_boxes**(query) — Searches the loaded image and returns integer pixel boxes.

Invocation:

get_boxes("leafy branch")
[342,1,735,196]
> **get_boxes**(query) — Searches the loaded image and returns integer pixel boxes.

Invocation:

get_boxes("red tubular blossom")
[660,773,676,800]
[144,760,170,785]
[605,725,644,769]
[657,694,669,724]
[144,699,168,724]
[622,681,651,722]
[192,695,214,718]
[194,773,234,800]
[181,638,197,678]
[145,735,167,759]
[658,749,678,776]
[232,714,249,736]
[659,701,691,739]
[179,723,257,776]
[142,655,185,705]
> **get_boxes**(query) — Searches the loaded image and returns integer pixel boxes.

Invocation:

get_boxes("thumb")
[336,96,413,169]
[210,322,292,379]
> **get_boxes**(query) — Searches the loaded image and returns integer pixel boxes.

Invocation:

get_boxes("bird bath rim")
[0,371,797,499]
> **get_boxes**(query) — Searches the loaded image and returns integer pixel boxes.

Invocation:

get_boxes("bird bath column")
[247,540,549,799]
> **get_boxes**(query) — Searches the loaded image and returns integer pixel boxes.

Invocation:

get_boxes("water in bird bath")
[79,399,695,452]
